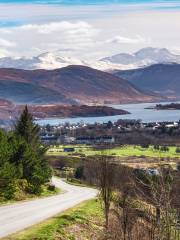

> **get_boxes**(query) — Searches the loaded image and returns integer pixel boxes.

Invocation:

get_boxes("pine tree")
[14,106,52,193]
[0,130,19,199]
[15,105,40,147]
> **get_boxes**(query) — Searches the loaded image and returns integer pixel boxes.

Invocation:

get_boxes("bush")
[15,179,29,191]
[176,147,180,153]
[141,144,149,148]
[3,183,16,200]
[13,179,29,201]
[27,183,42,195]
[161,146,169,152]
[154,145,160,150]
[75,166,84,179]
[47,183,56,191]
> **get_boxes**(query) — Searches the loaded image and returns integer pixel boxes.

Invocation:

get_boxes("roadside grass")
[4,199,104,240]
[47,145,180,159]
[39,185,61,198]
[65,178,97,189]
[0,185,61,206]
[65,178,89,187]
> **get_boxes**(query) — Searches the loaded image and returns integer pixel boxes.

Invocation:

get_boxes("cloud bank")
[0,2,179,60]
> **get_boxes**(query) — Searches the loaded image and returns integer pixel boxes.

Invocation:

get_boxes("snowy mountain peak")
[0,47,180,71]
[0,52,84,70]
[135,47,176,61]
[135,47,170,56]
[100,47,180,67]
[36,52,84,66]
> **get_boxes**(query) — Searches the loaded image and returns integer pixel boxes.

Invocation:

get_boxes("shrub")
[3,183,16,200]
[154,145,160,150]
[176,147,180,153]
[47,183,55,191]
[75,166,84,179]
[160,146,169,152]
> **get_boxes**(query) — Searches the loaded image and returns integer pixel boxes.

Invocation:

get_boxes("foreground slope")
[0,178,98,238]
[0,66,159,104]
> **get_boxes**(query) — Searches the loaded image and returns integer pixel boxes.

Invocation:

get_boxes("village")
[40,119,180,145]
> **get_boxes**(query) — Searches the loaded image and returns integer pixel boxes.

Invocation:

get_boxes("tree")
[134,167,177,240]
[97,156,115,229]
[14,106,52,193]
[0,130,20,199]
[15,105,40,147]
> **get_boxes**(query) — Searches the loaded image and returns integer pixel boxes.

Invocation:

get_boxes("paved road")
[0,178,98,238]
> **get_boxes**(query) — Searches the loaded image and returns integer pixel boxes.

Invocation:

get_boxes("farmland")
[47,145,180,159]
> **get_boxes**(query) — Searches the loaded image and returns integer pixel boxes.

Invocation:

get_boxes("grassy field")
[4,199,104,240]
[47,145,180,159]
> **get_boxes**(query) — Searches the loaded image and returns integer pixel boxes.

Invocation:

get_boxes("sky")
[0,0,180,60]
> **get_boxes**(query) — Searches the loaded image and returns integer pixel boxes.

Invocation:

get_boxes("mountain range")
[114,63,180,99]
[101,48,180,68]
[0,47,179,107]
[0,48,180,71]
[0,66,159,105]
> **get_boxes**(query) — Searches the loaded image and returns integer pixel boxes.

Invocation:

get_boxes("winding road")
[0,178,98,239]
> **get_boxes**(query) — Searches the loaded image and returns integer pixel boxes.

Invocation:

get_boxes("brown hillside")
[0,66,161,104]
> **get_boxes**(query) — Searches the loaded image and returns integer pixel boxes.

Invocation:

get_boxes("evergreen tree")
[0,106,52,200]
[0,130,19,199]
[15,105,40,147]
[14,106,52,193]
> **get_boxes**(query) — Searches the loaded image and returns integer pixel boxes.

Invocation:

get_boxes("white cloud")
[18,21,97,35]
[0,48,11,58]
[0,4,179,60]
[106,35,150,44]
[0,20,99,58]
[0,38,16,47]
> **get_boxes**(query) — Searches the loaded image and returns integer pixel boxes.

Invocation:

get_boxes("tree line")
[0,106,52,200]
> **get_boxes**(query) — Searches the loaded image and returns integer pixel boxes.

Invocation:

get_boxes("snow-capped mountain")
[0,48,180,71]
[0,52,85,70]
[0,52,136,71]
[100,48,180,67]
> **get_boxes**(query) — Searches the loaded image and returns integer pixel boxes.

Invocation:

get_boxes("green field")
[47,145,180,159]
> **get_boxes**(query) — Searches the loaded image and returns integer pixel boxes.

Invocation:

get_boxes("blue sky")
[0,0,179,5]
[0,0,179,59]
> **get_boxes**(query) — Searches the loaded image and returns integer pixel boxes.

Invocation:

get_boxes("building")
[57,135,76,144]
[76,137,94,144]
[41,134,57,144]
[76,136,115,144]
[95,136,115,144]
[64,148,75,152]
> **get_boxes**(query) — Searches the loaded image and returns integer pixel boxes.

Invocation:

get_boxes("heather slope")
[0,66,160,104]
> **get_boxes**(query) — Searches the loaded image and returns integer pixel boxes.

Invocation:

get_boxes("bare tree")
[134,167,179,240]
[82,153,115,229]
[97,155,115,229]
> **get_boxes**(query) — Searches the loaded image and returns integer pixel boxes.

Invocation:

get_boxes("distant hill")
[18,105,130,118]
[0,66,160,105]
[0,102,130,122]
[114,63,180,99]
[0,80,74,104]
